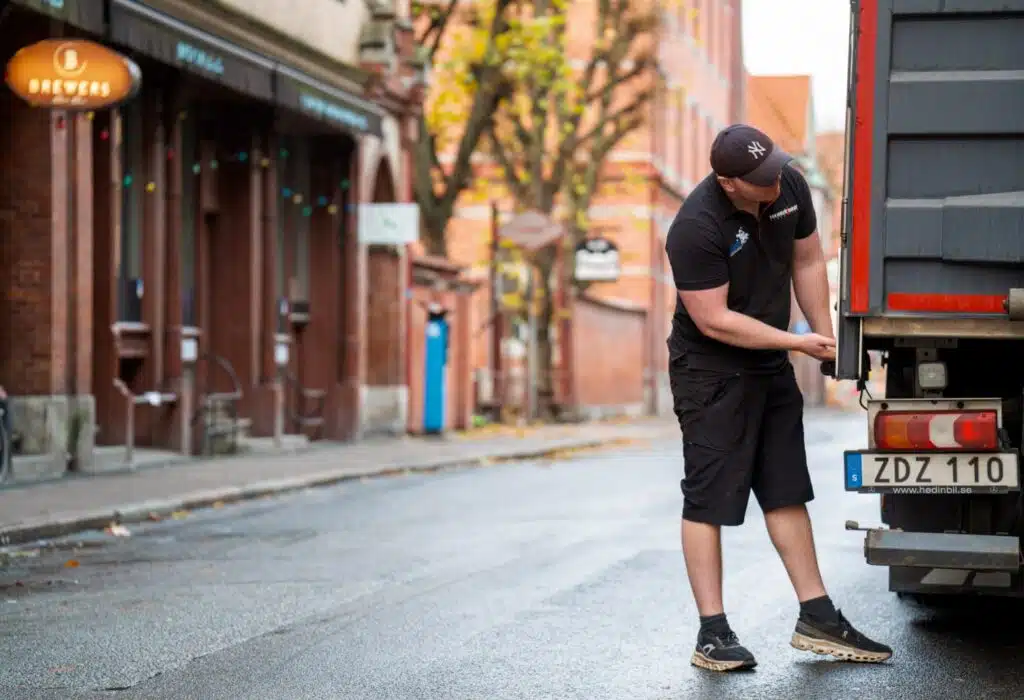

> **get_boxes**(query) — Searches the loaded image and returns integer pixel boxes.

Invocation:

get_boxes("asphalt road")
[3,410,1024,700]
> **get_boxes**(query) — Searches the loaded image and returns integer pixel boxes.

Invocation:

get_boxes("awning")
[108,0,275,102]
[274,64,384,138]
[13,0,105,34]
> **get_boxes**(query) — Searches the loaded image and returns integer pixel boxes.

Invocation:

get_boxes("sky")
[740,0,852,133]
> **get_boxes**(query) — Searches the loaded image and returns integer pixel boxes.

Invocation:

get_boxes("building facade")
[441,0,746,421]
[0,0,424,477]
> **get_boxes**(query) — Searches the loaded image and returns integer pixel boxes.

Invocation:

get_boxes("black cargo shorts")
[669,352,814,526]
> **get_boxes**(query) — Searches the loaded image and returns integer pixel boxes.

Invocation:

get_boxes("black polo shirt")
[665,163,817,373]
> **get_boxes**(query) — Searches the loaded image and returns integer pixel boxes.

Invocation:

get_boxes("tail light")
[873,410,998,451]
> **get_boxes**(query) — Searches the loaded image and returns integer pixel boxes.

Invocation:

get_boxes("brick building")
[441,0,746,420]
[0,0,424,474]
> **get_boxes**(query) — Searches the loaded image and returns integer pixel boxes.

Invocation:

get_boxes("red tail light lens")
[873,410,998,451]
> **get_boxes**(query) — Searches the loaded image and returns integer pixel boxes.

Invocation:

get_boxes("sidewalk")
[0,418,676,546]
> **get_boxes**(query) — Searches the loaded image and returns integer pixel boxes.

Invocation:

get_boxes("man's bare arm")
[792,231,834,338]
[679,284,802,351]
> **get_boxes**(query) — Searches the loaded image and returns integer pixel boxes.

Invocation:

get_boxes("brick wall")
[571,295,646,413]
[0,81,57,396]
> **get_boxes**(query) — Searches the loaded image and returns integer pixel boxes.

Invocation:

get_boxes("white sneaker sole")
[790,632,892,663]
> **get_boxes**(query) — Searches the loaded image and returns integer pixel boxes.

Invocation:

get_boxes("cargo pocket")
[673,369,745,451]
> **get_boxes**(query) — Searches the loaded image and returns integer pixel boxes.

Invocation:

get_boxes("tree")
[486,0,659,417]
[412,0,517,257]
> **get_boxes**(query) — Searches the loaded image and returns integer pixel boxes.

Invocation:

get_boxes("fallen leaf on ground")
[212,501,225,508]
[147,512,162,521]
[64,560,79,568]
[170,510,190,520]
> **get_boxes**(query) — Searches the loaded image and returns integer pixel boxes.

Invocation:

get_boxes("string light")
[145,182,156,193]
[123,174,133,187]
[175,147,344,215]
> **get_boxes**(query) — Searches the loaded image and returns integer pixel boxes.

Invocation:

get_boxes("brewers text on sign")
[5,39,141,110]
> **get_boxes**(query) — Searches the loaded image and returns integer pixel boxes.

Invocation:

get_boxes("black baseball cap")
[710,124,793,187]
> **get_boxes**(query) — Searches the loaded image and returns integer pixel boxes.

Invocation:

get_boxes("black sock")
[800,595,838,621]
[699,612,730,637]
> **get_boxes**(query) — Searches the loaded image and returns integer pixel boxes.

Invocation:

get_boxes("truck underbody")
[836,0,1024,598]
[849,330,1024,598]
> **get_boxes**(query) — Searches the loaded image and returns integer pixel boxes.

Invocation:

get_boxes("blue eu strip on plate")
[845,452,863,490]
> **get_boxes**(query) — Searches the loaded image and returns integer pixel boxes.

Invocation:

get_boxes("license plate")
[844,451,1020,494]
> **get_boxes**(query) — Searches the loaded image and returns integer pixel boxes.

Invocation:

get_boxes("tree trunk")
[419,203,450,258]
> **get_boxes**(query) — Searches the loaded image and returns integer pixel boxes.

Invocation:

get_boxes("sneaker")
[691,627,757,672]
[791,608,893,663]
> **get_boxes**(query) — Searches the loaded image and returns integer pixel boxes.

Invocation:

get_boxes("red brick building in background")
[443,0,746,421]
[0,0,423,476]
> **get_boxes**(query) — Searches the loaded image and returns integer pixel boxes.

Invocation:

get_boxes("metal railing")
[190,353,244,456]
[112,379,178,466]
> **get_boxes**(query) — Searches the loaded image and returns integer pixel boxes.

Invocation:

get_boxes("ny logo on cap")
[747,141,766,159]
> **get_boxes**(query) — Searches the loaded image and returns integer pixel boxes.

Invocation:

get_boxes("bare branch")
[488,129,531,203]
[414,0,461,59]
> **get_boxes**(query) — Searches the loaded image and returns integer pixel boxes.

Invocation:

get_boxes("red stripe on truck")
[887,293,1007,314]
[850,0,877,314]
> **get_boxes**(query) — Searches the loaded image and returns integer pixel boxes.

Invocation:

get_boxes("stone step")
[238,433,310,454]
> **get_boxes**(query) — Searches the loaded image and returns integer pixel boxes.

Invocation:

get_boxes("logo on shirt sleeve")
[729,228,750,257]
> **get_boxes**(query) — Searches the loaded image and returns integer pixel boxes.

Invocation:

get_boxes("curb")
[0,436,633,547]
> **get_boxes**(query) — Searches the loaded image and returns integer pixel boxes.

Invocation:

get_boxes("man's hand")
[795,333,836,361]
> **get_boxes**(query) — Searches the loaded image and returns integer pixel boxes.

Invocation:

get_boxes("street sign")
[358,202,420,245]
[574,236,621,282]
[5,39,141,110]
[500,211,563,252]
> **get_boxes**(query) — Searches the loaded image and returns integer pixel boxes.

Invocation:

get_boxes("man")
[664,124,892,671]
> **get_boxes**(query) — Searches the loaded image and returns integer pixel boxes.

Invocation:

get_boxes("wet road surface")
[3,411,1024,699]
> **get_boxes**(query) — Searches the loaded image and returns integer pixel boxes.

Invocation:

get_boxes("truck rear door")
[836,0,1024,380]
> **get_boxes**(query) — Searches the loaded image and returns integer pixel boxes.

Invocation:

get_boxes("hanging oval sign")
[5,39,142,110]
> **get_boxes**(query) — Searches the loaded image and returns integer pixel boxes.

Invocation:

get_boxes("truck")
[833,0,1024,600]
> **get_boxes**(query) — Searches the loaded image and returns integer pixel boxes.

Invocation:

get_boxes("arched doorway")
[361,156,407,435]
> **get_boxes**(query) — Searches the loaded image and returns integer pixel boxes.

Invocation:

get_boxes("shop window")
[180,109,198,327]
[118,99,144,323]
[276,135,311,309]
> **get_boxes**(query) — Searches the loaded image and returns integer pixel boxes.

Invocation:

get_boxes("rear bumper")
[864,529,1020,572]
